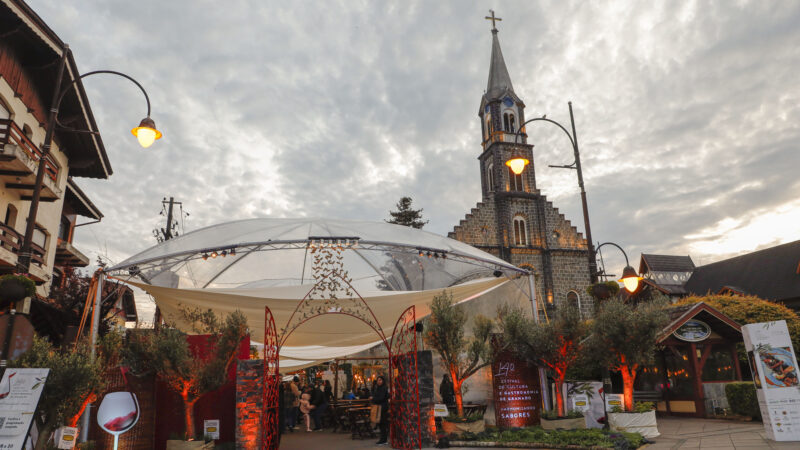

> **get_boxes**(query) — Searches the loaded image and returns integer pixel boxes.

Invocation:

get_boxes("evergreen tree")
[386,196,428,229]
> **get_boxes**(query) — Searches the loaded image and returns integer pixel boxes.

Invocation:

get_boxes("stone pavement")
[649,416,796,449]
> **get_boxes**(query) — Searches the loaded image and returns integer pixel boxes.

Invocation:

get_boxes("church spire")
[484,10,514,100]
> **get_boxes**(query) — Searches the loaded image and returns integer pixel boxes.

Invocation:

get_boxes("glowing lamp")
[131,117,162,148]
[505,157,529,175]
[619,266,642,293]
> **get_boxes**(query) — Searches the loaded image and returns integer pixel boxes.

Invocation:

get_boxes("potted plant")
[440,411,486,434]
[425,291,493,434]
[539,409,586,430]
[608,401,659,438]
[0,273,36,308]
[586,281,620,301]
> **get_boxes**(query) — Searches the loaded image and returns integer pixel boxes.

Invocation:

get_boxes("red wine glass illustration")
[0,372,16,400]
[97,391,139,450]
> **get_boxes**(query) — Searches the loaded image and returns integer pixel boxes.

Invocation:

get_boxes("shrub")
[725,382,761,420]
[455,427,645,448]
[542,409,584,420]
[610,402,654,414]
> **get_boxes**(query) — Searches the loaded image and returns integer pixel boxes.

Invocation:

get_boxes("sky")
[27,1,800,317]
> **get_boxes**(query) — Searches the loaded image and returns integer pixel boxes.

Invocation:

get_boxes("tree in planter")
[124,308,247,439]
[585,298,669,411]
[499,305,587,417]
[9,333,121,450]
[424,290,493,418]
[386,196,428,229]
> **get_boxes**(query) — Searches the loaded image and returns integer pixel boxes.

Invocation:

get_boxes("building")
[637,254,695,300]
[448,21,591,315]
[0,0,109,297]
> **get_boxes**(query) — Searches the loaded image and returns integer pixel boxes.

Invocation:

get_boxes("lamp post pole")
[16,47,162,274]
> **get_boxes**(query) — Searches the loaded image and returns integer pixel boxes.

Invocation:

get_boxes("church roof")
[485,29,514,101]
[639,254,695,275]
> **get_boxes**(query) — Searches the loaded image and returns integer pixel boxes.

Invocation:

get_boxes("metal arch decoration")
[389,305,422,449]
[261,307,280,450]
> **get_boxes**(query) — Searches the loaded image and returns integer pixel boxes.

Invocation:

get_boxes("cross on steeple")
[485,10,502,31]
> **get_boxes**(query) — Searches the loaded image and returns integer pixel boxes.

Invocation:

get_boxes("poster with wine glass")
[0,368,49,449]
[97,391,140,450]
[742,320,800,442]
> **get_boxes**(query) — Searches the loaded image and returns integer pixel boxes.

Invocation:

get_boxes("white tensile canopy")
[108,218,532,370]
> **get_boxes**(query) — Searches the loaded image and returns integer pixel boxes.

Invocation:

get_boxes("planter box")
[540,416,586,430]
[441,419,486,435]
[166,440,214,450]
[609,410,659,438]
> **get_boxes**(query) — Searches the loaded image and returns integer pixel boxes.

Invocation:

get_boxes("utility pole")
[153,197,185,242]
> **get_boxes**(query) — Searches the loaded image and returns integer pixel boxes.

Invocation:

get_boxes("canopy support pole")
[528,273,552,412]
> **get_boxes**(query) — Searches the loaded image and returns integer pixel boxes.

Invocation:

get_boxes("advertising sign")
[571,394,590,412]
[605,393,624,411]
[97,391,140,450]
[673,319,712,342]
[743,320,800,441]
[55,426,78,449]
[491,345,542,427]
[204,420,220,440]
[433,404,449,417]
[0,368,49,450]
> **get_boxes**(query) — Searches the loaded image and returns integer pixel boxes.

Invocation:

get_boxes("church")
[449,17,592,316]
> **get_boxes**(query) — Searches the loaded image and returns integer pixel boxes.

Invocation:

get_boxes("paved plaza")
[278,417,796,449]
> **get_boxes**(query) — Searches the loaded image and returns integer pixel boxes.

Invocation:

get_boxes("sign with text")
[0,368,49,450]
[204,419,220,440]
[433,404,448,417]
[55,426,78,449]
[743,320,800,441]
[491,344,541,428]
[571,394,590,412]
[605,393,624,411]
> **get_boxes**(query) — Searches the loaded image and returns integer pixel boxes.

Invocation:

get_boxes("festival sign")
[604,393,624,411]
[54,426,78,449]
[743,320,800,442]
[673,319,712,342]
[204,419,220,440]
[0,368,49,450]
[571,394,590,413]
[491,344,541,427]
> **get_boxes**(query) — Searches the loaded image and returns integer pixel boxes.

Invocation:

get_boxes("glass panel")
[663,347,694,399]
[702,345,736,381]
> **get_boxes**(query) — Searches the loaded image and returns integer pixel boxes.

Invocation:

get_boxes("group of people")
[279,374,390,446]
[281,377,333,432]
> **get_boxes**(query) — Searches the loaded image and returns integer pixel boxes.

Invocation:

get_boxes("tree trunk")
[34,419,56,450]
[183,399,197,440]
[620,366,637,411]
[451,369,464,418]
[553,370,566,417]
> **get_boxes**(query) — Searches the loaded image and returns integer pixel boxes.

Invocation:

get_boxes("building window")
[0,98,9,120]
[513,215,527,246]
[508,166,524,191]
[567,290,581,313]
[503,112,516,132]
[22,124,33,140]
[486,163,494,191]
[485,116,492,140]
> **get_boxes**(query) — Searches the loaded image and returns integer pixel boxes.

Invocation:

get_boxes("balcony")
[0,222,45,270]
[55,238,89,268]
[0,119,62,202]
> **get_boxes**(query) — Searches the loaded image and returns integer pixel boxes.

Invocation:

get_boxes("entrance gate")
[260,243,421,449]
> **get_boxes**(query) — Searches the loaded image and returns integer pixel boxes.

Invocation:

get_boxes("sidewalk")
[648,416,796,449]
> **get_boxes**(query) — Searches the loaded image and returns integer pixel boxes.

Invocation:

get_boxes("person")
[299,387,313,431]
[440,374,455,406]
[343,390,356,400]
[310,380,327,431]
[323,379,334,404]
[371,375,389,446]
[358,385,371,399]
[286,376,301,432]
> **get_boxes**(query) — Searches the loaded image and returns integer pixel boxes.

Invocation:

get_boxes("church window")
[513,215,527,246]
[485,116,493,139]
[567,290,581,313]
[508,166,524,191]
[503,112,516,132]
[486,163,494,191]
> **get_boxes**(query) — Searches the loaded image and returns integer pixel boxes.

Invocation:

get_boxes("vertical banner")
[491,342,541,427]
[742,320,800,442]
[0,368,49,450]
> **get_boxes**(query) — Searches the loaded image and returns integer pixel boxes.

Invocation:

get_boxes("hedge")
[725,382,761,420]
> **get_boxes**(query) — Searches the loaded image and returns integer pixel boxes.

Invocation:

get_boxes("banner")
[0,368,49,449]
[742,320,800,441]
[491,345,541,427]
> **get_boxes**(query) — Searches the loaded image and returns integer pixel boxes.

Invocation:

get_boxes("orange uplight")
[505,157,529,175]
[131,117,162,148]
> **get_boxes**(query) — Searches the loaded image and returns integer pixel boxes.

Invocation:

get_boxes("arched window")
[567,290,580,308]
[486,163,494,192]
[503,112,516,132]
[2,204,17,249]
[509,113,516,132]
[513,215,527,246]
[485,115,492,139]
[508,166,524,191]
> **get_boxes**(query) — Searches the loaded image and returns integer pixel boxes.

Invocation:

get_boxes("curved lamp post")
[510,102,598,282]
[17,45,162,273]
[595,242,642,293]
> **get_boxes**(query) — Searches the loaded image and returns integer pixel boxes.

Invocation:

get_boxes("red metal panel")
[389,306,421,449]
[261,307,279,449]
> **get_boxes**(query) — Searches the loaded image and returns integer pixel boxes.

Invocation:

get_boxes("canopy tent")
[107,218,535,370]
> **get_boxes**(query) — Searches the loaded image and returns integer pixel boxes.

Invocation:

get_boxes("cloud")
[26,0,800,292]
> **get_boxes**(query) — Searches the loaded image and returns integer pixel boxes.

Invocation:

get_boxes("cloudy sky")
[28,1,800,302]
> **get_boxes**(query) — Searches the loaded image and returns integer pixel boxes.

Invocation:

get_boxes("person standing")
[440,374,455,407]
[323,379,334,404]
[371,375,389,446]
[310,380,327,431]
[286,376,301,432]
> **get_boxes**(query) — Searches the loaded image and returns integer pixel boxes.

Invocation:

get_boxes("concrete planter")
[609,410,659,438]
[165,440,214,450]
[441,418,486,435]
[540,416,586,430]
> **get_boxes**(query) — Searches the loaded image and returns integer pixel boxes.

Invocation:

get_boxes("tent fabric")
[125,277,510,368]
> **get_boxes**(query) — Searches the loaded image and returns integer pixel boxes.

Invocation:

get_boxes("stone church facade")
[448,24,592,316]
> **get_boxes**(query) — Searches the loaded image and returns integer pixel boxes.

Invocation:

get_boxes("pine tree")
[386,196,428,229]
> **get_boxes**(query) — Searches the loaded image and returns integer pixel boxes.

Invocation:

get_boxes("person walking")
[286,376,301,432]
[440,374,455,407]
[371,375,390,446]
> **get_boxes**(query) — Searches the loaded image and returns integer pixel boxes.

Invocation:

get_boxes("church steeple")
[486,28,514,100]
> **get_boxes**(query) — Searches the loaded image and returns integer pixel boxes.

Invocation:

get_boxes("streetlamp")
[595,242,642,294]
[510,101,598,283]
[16,45,162,273]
